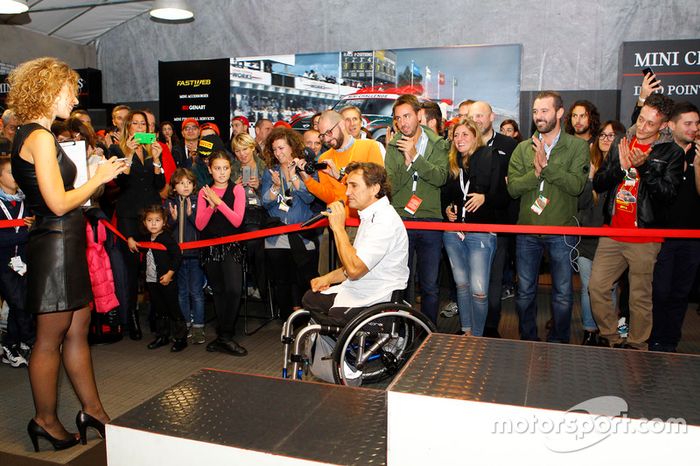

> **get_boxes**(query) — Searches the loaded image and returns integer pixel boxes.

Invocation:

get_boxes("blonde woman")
[8,57,126,451]
[441,119,506,336]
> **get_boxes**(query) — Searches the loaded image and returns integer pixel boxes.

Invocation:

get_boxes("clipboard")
[59,140,91,206]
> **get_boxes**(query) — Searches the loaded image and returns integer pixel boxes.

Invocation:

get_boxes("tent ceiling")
[1,0,155,45]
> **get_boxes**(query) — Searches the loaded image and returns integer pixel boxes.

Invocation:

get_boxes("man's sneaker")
[617,317,629,338]
[191,327,206,345]
[501,286,515,301]
[2,344,28,368]
[440,302,459,318]
[19,342,32,360]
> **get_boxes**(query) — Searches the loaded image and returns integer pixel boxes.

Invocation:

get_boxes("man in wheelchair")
[282,162,434,385]
[301,161,409,320]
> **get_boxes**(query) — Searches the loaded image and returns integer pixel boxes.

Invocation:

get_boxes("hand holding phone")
[133,132,156,145]
[640,67,661,101]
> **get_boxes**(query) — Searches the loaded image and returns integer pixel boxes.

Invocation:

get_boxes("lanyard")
[0,200,24,233]
[459,168,471,219]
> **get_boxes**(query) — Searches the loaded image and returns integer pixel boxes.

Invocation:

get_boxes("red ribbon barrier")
[2,217,699,252]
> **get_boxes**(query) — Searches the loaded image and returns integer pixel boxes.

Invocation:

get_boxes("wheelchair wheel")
[331,304,434,386]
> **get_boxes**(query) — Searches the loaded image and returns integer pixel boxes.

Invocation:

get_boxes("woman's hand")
[125,135,139,153]
[270,169,281,188]
[95,157,127,183]
[127,237,139,253]
[150,141,162,162]
[23,215,35,227]
[248,174,260,190]
[465,193,485,212]
[234,175,243,186]
[201,185,222,209]
[445,204,457,222]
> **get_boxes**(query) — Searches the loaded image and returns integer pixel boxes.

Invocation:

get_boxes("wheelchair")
[281,290,435,386]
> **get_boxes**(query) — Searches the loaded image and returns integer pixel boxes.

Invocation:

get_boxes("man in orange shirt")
[295,110,383,216]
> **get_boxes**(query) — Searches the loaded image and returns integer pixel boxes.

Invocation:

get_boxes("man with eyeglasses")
[295,110,383,218]
[648,101,700,352]
[385,94,449,325]
[590,93,683,350]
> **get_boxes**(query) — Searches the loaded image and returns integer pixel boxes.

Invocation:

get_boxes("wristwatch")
[153,162,162,168]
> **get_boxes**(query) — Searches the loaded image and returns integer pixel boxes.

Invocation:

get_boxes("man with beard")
[508,91,589,343]
[564,100,600,145]
[385,94,449,325]
[468,101,518,337]
[648,101,700,352]
[295,110,383,217]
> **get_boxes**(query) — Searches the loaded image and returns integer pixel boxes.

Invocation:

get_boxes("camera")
[294,147,328,175]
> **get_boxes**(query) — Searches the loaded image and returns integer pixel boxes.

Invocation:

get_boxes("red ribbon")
[2,217,698,252]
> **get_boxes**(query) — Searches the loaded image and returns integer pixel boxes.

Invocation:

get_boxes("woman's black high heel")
[27,419,80,452]
[76,411,106,445]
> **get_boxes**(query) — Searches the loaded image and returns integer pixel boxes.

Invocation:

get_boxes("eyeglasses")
[598,133,616,141]
[183,125,199,131]
[319,121,340,140]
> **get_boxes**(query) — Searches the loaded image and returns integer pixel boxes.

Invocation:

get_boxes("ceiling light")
[150,0,193,21]
[0,0,28,14]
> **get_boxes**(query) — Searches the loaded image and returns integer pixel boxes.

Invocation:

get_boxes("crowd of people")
[0,55,698,453]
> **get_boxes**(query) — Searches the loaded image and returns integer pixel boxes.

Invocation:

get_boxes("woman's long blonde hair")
[119,110,153,157]
[448,118,485,178]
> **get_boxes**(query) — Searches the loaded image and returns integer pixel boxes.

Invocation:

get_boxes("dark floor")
[1,289,699,465]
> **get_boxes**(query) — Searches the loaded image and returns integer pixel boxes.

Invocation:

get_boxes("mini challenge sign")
[620,39,700,125]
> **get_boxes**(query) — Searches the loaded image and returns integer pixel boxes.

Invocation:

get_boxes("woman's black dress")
[11,123,93,313]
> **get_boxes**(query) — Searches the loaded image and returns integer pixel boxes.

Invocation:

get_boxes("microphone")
[301,200,344,227]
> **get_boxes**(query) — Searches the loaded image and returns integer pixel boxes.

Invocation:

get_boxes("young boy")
[0,156,34,367]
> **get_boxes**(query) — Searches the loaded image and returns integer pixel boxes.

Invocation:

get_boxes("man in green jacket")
[507,90,588,343]
[385,94,449,324]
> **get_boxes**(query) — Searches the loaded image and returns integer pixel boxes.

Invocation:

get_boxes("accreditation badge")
[530,194,550,216]
[403,194,423,215]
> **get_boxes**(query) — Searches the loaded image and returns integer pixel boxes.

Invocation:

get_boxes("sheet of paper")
[60,140,90,206]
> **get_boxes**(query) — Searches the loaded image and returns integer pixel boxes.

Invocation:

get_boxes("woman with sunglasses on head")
[576,119,626,346]
[108,110,166,341]
[261,127,319,320]
[7,57,127,452]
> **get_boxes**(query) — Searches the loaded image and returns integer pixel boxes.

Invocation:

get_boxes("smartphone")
[642,67,654,77]
[242,165,252,184]
[133,132,156,144]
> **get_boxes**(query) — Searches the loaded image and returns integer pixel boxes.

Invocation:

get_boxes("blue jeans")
[516,234,577,343]
[407,221,444,324]
[178,257,206,326]
[443,232,496,336]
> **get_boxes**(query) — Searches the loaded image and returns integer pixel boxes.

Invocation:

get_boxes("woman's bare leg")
[28,311,75,439]
[62,306,109,423]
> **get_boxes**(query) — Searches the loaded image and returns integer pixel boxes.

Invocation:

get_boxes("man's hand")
[23,215,35,227]
[532,136,547,177]
[323,200,346,233]
[630,147,651,168]
[396,135,417,166]
[321,159,340,180]
[311,274,333,292]
[618,137,632,170]
[640,72,662,101]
